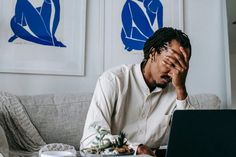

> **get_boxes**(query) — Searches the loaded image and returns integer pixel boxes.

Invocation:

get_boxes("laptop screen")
[166,110,236,157]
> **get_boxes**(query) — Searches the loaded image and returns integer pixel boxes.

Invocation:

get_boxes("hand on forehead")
[160,40,190,62]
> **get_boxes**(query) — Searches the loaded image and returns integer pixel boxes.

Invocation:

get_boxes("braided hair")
[143,27,191,63]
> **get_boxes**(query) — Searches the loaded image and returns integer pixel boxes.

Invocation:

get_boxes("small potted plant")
[81,124,134,155]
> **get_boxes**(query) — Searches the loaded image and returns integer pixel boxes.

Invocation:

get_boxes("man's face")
[150,39,190,88]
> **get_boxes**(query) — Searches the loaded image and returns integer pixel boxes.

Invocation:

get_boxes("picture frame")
[103,0,184,69]
[0,0,86,76]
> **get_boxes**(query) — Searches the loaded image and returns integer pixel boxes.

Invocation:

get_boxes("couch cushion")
[0,92,45,151]
[19,93,93,150]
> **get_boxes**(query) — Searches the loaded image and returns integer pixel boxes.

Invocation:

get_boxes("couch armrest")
[189,94,221,109]
[0,125,9,157]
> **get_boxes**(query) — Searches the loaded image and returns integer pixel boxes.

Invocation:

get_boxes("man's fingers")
[179,46,190,63]
[167,68,180,77]
[166,48,187,70]
[163,56,185,72]
[166,55,186,71]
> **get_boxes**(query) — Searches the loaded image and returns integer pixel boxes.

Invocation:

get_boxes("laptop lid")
[166,110,236,157]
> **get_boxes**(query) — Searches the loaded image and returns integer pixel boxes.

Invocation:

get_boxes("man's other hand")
[137,144,156,157]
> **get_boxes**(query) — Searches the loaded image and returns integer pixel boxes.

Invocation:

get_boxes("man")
[80,27,193,156]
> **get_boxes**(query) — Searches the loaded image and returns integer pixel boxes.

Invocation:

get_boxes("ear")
[148,48,156,63]
[148,47,156,59]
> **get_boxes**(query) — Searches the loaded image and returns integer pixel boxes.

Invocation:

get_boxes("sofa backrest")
[19,93,93,150]
[188,93,221,109]
[18,93,221,150]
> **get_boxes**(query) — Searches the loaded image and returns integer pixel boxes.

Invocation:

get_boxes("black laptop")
[165,110,236,157]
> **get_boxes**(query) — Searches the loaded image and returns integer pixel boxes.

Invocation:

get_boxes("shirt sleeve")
[80,74,117,151]
[175,96,194,110]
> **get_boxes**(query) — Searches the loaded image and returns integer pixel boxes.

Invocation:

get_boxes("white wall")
[184,0,229,108]
[0,0,230,108]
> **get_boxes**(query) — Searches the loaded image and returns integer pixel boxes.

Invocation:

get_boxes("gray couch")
[0,92,221,156]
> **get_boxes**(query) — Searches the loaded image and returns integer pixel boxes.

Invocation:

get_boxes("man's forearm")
[175,86,187,100]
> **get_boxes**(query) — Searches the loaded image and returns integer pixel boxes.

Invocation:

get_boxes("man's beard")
[156,75,171,88]
[156,82,169,89]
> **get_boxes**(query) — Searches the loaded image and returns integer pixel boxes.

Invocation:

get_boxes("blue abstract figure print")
[8,0,66,47]
[121,0,163,51]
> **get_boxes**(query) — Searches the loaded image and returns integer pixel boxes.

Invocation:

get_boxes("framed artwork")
[103,0,184,69]
[0,0,86,76]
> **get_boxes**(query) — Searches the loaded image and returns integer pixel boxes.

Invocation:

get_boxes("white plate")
[80,150,134,157]
[40,151,76,157]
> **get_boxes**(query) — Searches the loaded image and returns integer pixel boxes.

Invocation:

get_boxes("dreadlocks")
[143,27,191,63]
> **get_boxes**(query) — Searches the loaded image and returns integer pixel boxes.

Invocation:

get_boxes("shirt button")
[142,113,146,118]
[139,130,144,134]
[141,112,146,118]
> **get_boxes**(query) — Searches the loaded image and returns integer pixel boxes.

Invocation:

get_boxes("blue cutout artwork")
[8,0,66,47]
[121,0,163,51]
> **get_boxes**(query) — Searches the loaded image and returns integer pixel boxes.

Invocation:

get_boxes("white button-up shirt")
[80,64,193,150]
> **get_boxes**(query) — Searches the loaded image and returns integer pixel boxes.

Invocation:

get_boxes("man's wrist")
[175,86,187,100]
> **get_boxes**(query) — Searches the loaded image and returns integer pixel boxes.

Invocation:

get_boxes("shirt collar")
[134,64,163,95]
